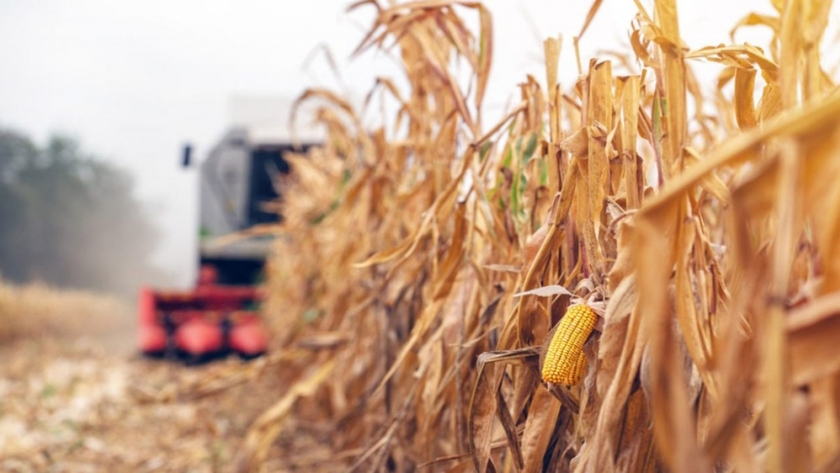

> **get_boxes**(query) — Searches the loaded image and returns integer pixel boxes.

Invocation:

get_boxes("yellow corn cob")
[541,304,596,386]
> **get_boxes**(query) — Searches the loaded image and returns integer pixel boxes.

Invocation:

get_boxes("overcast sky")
[0,0,825,287]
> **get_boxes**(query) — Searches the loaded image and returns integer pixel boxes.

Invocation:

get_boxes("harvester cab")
[138,125,314,362]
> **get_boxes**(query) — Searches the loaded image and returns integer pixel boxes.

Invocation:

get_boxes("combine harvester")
[138,97,320,362]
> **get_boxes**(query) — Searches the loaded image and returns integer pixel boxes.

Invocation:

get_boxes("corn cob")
[541,304,596,386]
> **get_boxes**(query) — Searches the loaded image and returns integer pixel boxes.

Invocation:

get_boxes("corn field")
[240,0,840,471]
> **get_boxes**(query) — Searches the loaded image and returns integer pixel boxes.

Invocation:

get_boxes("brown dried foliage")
[0,278,124,341]
[242,1,840,471]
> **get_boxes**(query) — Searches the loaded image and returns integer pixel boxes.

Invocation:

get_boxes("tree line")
[0,125,168,297]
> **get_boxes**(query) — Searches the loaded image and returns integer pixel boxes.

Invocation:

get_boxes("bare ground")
[0,317,292,473]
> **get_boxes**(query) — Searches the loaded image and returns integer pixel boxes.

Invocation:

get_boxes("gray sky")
[0,1,812,286]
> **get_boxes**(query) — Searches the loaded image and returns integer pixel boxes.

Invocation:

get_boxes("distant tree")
[0,126,168,297]
[0,129,39,282]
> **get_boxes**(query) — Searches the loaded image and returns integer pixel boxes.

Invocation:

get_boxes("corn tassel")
[541,304,596,386]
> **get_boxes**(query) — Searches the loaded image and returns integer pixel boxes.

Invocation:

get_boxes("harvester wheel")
[238,351,263,361]
[184,353,204,366]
